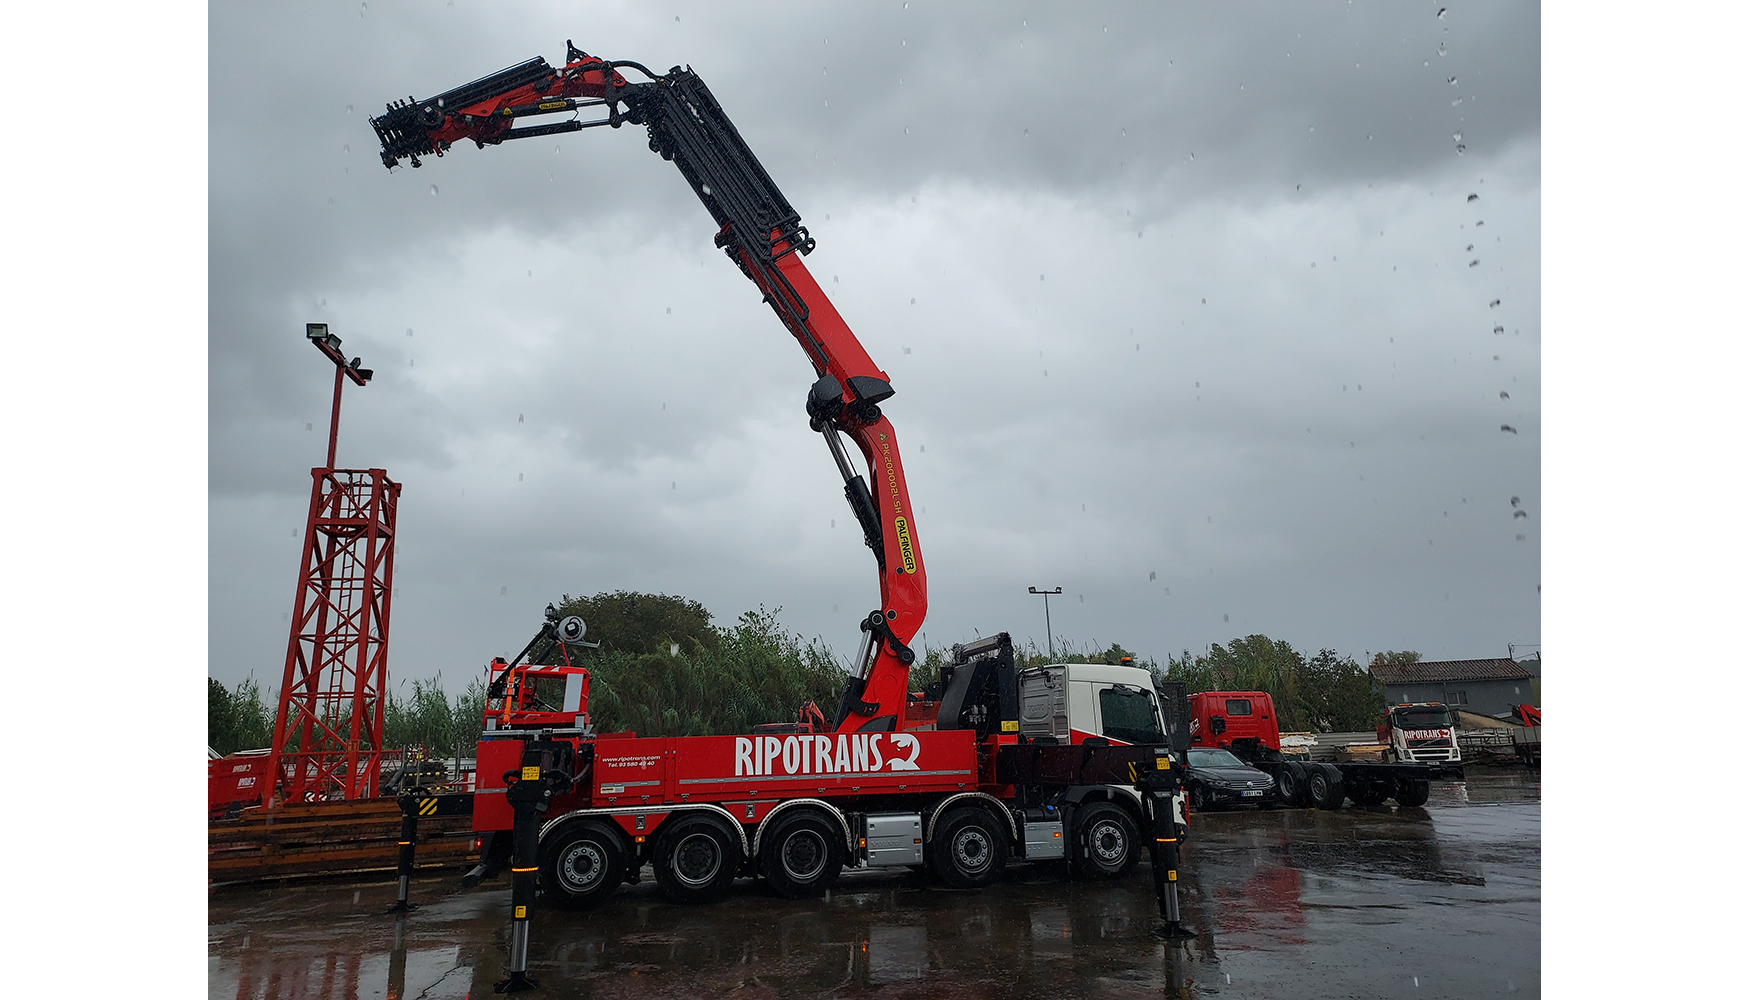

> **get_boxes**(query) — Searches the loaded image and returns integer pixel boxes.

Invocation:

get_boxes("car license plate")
[1242,789,1263,798]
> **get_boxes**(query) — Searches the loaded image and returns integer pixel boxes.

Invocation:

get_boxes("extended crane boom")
[373,43,925,734]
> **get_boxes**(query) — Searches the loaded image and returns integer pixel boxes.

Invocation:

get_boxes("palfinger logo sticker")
[894,516,917,574]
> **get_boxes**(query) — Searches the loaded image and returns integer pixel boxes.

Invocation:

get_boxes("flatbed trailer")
[1186,692,1463,809]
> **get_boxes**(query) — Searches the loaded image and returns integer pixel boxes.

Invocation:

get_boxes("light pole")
[1028,587,1062,661]
[305,323,374,469]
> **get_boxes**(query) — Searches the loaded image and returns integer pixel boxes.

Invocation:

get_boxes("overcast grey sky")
[207,1,1542,692]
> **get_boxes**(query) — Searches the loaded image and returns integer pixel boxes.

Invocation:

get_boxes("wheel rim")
[951,826,992,875]
[1191,785,1206,809]
[671,831,724,887]
[1089,820,1126,867]
[1309,772,1329,799]
[558,840,607,892]
[780,829,828,881]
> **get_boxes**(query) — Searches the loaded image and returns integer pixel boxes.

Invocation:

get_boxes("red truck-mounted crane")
[374,44,921,736]
[373,45,1188,911]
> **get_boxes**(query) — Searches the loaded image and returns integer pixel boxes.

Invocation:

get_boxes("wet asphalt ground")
[209,770,1539,999]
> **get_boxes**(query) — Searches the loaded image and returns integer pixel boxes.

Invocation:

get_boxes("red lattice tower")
[267,325,399,802]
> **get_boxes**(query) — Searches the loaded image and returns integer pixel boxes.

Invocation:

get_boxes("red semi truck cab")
[1186,691,1284,753]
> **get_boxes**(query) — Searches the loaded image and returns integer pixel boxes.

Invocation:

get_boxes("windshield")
[1188,749,1246,768]
[1392,706,1453,729]
[1099,686,1164,744]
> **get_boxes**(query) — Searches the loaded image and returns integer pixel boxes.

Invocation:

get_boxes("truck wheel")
[760,810,844,899]
[540,820,627,909]
[1275,763,1305,807]
[1070,802,1139,880]
[1311,765,1346,810]
[1394,779,1431,808]
[653,814,741,904]
[928,806,1008,889]
[1304,766,1335,810]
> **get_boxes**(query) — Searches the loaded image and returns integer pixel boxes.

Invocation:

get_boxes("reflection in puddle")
[212,776,1536,999]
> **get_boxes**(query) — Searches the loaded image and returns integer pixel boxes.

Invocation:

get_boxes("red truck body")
[473,726,984,836]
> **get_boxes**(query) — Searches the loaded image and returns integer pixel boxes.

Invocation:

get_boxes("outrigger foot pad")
[494,972,538,993]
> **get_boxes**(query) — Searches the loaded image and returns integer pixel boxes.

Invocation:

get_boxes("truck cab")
[1017,662,1177,750]
[1378,702,1461,763]
[1185,691,1284,756]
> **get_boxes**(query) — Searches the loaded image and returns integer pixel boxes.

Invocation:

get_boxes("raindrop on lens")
[345,104,353,114]
[429,185,439,196]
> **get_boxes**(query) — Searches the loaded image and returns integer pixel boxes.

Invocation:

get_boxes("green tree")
[452,677,487,760]
[584,607,846,736]
[1370,650,1421,667]
[548,590,720,656]
[1158,635,1383,734]
[1012,638,1157,671]
[208,676,275,756]
[384,674,458,754]
[1299,648,1384,731]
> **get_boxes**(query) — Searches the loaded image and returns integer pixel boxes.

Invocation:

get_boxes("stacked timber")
[209,797,478,885]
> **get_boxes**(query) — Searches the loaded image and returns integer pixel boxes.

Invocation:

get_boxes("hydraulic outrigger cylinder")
[1137,766,1195,939]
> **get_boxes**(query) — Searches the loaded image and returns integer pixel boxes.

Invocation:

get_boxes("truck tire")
[540,820,627,909]
[928,806,1008,889]
[1275,763,1306,807]
[653,814,741,904]
[1070,802,1139,880]
[1306,765,1344,810]
[759,809,843,899]
[1394,779,1431,808]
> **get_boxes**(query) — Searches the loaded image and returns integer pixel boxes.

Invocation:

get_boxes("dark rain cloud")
[210,1,1539,689]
